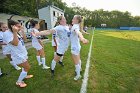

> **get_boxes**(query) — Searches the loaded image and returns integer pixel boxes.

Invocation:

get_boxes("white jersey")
[53,25,70,54]
[70,24,81,55]
[31,28,43,50]
[3,30,28,64]
[1,30,12,55]
[52,32,59,46]
[0,31,3,42]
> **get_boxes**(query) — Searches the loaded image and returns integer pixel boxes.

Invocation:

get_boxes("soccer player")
[30,20,50,69]
[31,16,70,76]
[70,15,89,80]
[0,22,21,70]
[3,20,33,88]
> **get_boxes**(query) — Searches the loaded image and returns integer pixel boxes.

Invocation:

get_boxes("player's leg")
[16,60,33,88]
[39,48,50,69]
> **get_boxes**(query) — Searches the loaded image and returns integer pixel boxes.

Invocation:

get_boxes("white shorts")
[71,46,81,55]
[56,46,68,55]
[12,55,28,65]
[32,43,43,50]
[2,46,11,55]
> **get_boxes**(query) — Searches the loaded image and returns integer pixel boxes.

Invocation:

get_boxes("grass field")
[0,30,140,93]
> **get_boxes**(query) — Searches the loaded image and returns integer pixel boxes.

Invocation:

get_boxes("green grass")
[87,30,140,93]
[0,31,92,93]
[0,30,140,93]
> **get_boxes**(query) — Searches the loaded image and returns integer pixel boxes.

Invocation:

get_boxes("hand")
[31,30,36,37]
[12,25,19,32]
[81,38,89,44]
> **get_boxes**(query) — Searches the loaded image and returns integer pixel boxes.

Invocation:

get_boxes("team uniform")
[70,24,81,55]
[0,32,3,42]
[70,24,82,80]
[1,30,21,70]
[3,30,33,87]
[31,28,50,69]
[31,28,43,50]
[52,25,70,55]
[52,32,59,47]
[3,30,28,65]
[51,25,70,74]
[0,31,11,55]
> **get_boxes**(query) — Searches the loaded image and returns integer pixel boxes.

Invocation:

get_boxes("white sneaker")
[15,66,21,70]
[42,65,50,69]
[74,75,82,81]
[39,62,42,66]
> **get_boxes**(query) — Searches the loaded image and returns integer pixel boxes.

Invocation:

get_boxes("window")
[53,11,55,16]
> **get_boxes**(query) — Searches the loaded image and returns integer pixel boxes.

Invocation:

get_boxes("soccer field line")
[80,29,95,93]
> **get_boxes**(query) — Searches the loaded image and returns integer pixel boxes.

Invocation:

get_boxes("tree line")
[0,0,140,28]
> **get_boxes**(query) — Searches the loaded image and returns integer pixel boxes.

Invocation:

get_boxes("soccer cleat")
[42,65,50,69]
[51,70,55,77]
[25,75,34,79]
[39,62,42,66]
[16,81,27,88]
[15,66,21,70]
[74,75,82,81]
[58,61,64,66]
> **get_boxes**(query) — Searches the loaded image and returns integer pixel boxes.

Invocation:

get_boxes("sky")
[62,0,140,16]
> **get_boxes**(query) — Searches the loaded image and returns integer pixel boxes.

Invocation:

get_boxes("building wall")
[50,6,64,28]
[38,7,51,29]
[0,13,45,33]
[38,5,64,29]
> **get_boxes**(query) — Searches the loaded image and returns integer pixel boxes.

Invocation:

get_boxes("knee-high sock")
[79,60,81,69]
[51,59,56,70]
[36,56,41,64]
[75,64,80,76]
[17,68,27,82]
[42,58,46,67]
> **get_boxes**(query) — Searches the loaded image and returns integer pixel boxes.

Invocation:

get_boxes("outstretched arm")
[76,31,89,44]
[81,30,90,35]
[32,29,55,36]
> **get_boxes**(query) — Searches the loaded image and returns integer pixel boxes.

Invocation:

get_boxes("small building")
[0,13,46,33]
[38,5,64,29]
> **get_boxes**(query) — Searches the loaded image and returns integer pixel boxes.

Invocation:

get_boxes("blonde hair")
[74,15,84,31]
[74,15,82,23]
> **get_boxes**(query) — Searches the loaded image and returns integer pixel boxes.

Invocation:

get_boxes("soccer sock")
[36,56,41,64]
[42,57,46,67]
[10,61,19,68]
[17,68,27,82]
[75,64,80,76]
[79,60,82,70]
[51,59,56,70]
[60,56,64,62]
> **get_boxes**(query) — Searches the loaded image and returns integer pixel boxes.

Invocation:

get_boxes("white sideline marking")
[80,29,95,93]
